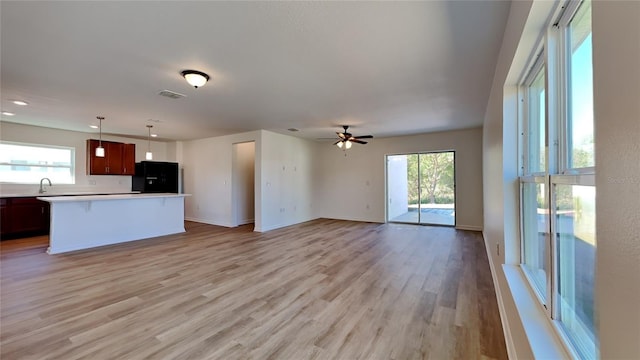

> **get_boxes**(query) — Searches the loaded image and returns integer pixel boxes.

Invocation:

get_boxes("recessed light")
[89,125,99,129]
[151,134,158,138]
[2,111,15,116]
[12,100,28,106]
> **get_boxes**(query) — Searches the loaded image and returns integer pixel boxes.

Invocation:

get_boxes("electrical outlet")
[89,180,96,185]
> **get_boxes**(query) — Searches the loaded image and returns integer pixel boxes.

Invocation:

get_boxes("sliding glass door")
[386,152,455,226]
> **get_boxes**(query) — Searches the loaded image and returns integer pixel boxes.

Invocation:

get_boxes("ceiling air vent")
[158,90,186,99]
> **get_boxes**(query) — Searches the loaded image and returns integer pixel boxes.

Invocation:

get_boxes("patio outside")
[389,203,455,225]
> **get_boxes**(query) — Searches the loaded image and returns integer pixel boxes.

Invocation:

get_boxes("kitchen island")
[37,193,190,254]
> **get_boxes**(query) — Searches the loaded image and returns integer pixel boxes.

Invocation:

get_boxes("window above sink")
[0,141,75,184]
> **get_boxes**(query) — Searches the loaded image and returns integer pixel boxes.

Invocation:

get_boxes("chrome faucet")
[39,177,52,194]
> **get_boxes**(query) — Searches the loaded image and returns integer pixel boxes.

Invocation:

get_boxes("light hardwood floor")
[1,219,507,359]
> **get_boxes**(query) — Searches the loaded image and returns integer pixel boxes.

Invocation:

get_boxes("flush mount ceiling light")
[96,116,105,157]
[89,125,98,129]
[146,125,153,160]
[181,70,210,88]
[2,111,15,116]
[11,100,28,106]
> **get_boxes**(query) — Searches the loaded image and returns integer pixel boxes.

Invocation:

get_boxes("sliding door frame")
[385,150,456,227]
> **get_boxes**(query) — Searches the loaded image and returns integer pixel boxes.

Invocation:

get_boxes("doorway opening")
[386,151,455,226]
[232,141,255,227]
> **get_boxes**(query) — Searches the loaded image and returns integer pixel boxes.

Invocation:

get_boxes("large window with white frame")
[0,141,75,184]
[520,54,549,305]
[518,0,596,359]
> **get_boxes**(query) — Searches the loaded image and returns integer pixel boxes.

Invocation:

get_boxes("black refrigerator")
[132,161,179,193]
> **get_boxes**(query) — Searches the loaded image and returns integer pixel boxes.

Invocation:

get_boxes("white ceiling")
[1,1,510,142]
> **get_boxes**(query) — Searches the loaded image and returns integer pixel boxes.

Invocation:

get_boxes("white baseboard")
[482,231,517,360]
[184,217,234,228]
[322,216,385,224]
[483,231,573,360]
[255,217,321,233]
[254,223,284,232]
[238,218,254,226]
[456,224,483,231]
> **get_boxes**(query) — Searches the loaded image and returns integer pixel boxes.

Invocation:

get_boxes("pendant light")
[146,125,153,160]
[96,116,105,157]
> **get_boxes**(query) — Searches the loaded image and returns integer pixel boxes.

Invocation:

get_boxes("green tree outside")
[406,152,455,205]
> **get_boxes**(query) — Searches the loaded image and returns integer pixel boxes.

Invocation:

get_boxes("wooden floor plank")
[1,219,507,359]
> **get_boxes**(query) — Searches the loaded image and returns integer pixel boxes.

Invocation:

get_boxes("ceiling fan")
[334,125,373,149]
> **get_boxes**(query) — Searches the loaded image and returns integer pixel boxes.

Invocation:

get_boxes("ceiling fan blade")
[355,135,373,139]
[333,140,342,145]
[337,132,346,139]
[351,139,368,144]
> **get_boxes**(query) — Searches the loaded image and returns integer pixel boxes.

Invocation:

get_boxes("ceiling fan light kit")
[334,125,372,150]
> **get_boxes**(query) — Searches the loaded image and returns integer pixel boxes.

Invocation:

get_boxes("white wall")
[316,127,483,230]
[258,131,317,231]
[592,1,640,358]
[0,121,175,195]
[180,130,262,228]
[483,0,640,358]
[481,2,536,357]
[180,130,317,232]
[386,155,408,220]
[232,142,255,226]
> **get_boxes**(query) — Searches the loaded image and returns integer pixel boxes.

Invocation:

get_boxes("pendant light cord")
[97,116,104,147]
[147,125,153,153]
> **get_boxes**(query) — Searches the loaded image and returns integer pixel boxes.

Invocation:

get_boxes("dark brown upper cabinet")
[86,139,136,175]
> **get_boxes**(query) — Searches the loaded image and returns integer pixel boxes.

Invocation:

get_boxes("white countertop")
[2,191,141,198]
[38,193,190,202]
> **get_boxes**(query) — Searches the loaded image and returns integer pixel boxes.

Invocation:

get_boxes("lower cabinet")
[0,197,50,239]
[0,199,9,237]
